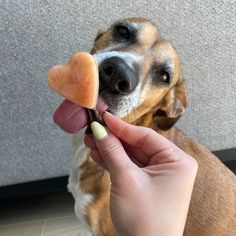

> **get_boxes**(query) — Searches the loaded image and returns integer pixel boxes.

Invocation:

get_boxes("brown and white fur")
[68,18,236,236]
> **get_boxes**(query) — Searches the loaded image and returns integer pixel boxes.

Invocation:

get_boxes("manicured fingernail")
[91,121,108,141]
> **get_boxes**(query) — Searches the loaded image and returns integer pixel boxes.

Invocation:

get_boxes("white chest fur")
[67,129,94,235]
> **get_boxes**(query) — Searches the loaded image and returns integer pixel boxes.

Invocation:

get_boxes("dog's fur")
[68,18,236,236]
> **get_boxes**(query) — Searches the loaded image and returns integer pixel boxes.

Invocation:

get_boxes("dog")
[67,18,236,236]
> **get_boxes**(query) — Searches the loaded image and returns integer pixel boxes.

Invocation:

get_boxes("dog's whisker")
[94,46,99,52]
[127,105,141,126]
[134,107,142,126]
[125,109,131,124]
[91,45,99,54]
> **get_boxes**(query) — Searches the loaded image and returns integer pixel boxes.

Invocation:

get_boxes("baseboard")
[0,148,235,199]
[213,148,236,173]
[0,176,68,199]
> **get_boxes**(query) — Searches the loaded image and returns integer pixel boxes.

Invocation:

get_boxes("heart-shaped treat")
[48,52,99,109]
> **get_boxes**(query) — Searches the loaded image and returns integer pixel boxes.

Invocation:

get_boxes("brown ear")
[155,79,187,130]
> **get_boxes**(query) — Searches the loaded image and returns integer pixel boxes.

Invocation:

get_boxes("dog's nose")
[99,57,138,95]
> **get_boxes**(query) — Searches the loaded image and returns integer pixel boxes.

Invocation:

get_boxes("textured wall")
[1,0,236,185]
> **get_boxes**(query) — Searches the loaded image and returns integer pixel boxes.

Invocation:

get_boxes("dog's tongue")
[53,98,108,133]
[53,99,88,133]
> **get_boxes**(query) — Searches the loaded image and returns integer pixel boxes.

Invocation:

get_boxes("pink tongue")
[53,98,108,134]
[53,99,88,133]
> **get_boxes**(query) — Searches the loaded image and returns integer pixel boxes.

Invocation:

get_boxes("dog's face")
[92,18,187,130]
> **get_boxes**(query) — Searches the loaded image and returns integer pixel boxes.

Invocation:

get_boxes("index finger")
[103,112,177,158]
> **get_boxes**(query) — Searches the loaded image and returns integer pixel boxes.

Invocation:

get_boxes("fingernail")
[101,111,113,124]
[91,121,108,141]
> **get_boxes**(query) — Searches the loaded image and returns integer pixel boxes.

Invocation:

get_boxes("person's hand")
[84,112,198,236]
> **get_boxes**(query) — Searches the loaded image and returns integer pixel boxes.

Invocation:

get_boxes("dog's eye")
[155,70,170,83]
[115,25,130,40]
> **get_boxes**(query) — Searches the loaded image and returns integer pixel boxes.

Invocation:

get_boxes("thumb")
[91,121,135,177]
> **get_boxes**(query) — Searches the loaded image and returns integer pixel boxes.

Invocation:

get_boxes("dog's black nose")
[99,57,138,95]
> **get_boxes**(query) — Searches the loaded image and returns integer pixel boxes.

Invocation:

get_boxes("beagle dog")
[66,18,236,235]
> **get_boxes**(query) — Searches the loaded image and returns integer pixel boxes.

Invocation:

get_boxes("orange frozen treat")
[48,52,99,109]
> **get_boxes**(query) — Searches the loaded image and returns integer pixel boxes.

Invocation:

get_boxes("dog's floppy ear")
[155,78,187,130]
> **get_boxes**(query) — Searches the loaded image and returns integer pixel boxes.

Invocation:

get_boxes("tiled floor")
[0,191,92,236]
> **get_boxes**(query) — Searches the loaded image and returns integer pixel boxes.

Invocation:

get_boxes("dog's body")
[68,18,236,235]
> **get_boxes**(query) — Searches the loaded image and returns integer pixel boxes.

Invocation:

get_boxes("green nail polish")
[91,121,108,141]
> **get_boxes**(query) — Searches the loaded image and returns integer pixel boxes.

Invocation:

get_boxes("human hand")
[84,112,198,236]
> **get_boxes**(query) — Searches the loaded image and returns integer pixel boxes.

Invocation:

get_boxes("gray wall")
[1,0,236,186]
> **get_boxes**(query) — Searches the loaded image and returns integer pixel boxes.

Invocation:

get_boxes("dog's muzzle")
[99,56,139,95]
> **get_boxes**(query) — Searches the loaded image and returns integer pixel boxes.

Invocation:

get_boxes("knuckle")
[136,127,152,148]
[181,154,199,175]
[101,142,121,159]
[117,122,129,138]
